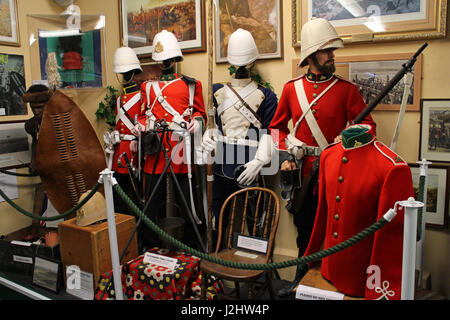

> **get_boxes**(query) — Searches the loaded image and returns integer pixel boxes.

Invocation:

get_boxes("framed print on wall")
[0,53,26,119]
[0,121,31,170]
[215,0,283,64]
[0,0,19,46]
[292,52,422,111]
[410,163,449,228]
[420,99,450,163]
[292,0,448,46]
[120,0,206,57]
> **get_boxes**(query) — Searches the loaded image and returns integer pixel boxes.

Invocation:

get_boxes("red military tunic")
[139,74,206,174]
[303,124,414,299]
[269,73,376,180]
[112,86,143,174]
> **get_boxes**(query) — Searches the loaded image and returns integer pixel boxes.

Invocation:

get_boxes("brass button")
[164,113,168,117]
[342,156,348,164]
[312,110,317,114]
[338,176,344,183]
[334,214,340,221]
[313,102,317,106]
[312,93,318,98]
[314,84,318,89]
[336,195,341,202]
[333,232,338,239]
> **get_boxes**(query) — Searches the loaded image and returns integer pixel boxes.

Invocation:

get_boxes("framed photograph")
[215,0,283,64]
[0,0,19,46]
[292,0,448,46]
[292,53,422,111]
[0,53,26,118]
[120,0,206,57]
[419,99,450,162]
[32,256,62,293]
[0,121,31,169]
[409,163,449,228]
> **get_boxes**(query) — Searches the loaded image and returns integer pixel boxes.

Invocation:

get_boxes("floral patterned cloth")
[94,248,222,300]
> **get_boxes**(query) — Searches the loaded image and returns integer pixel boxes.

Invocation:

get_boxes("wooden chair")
[200,187,280,300]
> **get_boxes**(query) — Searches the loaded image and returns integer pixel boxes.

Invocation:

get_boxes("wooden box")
[58,213,138,290]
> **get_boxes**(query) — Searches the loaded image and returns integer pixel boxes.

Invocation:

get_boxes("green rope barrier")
[0,182,102,221]
[416,175,425,241]
[113,183,391,271]
[0,168,39,177]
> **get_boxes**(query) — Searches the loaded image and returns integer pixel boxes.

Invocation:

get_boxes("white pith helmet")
[152,30,183,62]
[227,28,259,67]
[299,18,343,67]
[113,46,143,74]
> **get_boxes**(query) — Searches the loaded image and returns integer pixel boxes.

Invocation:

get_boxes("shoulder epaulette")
[374,141,407,166]
[334,74,357,85]
[181,74,197,85]
[287,74,305,84]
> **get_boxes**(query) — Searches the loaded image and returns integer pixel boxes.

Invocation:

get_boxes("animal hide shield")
[35,90,107,216]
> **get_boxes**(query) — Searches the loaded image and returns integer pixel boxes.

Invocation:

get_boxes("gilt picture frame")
[119,0,206,57]
[292,0,448,46]
[0,0,19,46]
[215,0,283,64]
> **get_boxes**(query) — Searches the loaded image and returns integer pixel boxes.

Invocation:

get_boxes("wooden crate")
[58,213,138,290]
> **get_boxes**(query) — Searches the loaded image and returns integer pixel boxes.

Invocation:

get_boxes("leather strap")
[226,83,262,128]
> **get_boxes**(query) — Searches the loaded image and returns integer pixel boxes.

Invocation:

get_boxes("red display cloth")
[94,247,222,300]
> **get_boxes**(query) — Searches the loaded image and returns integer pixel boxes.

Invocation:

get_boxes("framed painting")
[292,52,422,111]
[0,53,26,120]
[410,163,449,228]
[292,0,448,46]
[120,0,206,57]
[0,0,19,46]
[0,121,31,170]
[215,0,283,64]
[419,99,450,163]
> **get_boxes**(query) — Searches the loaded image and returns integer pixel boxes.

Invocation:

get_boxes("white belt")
[216,135,259,148]
[119,134,135,141]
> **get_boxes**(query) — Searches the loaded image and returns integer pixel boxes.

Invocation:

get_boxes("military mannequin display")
[268,18,377,297]
[105,46,144,215]
[131,30,207,250]
[303,124,414,300]
[201,28,278,242]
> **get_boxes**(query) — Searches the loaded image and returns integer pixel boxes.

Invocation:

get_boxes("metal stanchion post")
[100,169,124,300]
[399,197,424,300]
[415,159,431,289]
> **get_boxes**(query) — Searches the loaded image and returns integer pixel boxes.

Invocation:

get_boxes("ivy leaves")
[95,86,119,131]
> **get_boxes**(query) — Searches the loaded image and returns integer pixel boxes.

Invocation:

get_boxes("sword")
[135,114,141,181]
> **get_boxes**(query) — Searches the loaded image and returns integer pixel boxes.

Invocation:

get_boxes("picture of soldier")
[428,110,450,152]
[0,53,26,117]
[217,0,280,60]
[125,0,198,49]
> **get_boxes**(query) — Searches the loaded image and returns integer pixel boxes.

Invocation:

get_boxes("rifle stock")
[292,43,428,214]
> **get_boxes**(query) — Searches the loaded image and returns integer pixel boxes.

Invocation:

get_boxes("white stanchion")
[100,169,124,300]
[399,197,424,300]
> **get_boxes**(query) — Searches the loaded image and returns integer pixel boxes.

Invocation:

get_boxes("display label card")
[236,234,268,254]
[13,255,33,264]
[65,267,94,300]
[143,252,178,270]
[11,240,32,247]
[234,250,258,259]
[296,285,344,300]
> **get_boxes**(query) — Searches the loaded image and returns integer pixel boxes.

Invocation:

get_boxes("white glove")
[130,140,138,153]
[202,128,218,154]
[131,123,145,136]
[237,134,274,186]
[187,118,202,134]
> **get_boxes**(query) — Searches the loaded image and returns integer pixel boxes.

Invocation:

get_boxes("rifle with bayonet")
[290,43,428,214]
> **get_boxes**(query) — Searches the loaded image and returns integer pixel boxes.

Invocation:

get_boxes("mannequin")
[303,124,413,299]
[202,28,278,243]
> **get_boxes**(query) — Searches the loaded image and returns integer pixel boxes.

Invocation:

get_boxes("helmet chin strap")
[116,70,136,86]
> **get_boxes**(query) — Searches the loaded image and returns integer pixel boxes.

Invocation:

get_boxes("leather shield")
[35,90,106,216]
